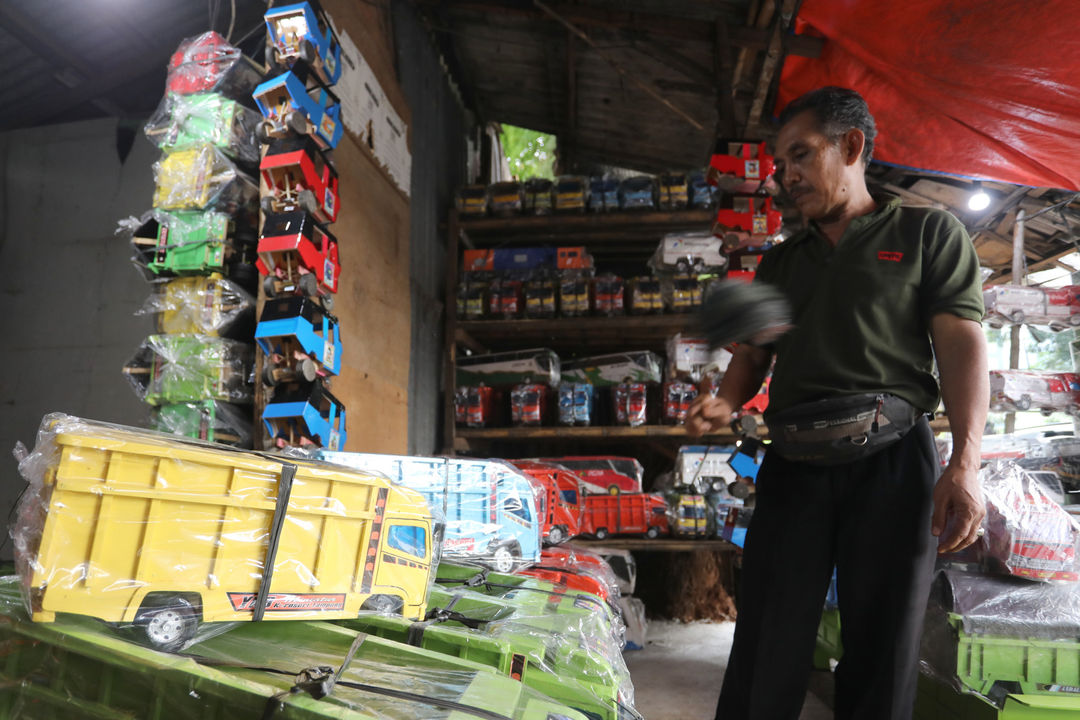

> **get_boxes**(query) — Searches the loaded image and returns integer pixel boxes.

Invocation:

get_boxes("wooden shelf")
[457,209,714,246]
[570,538,739,552]
[456,313,699,353]
[456,424,746,442]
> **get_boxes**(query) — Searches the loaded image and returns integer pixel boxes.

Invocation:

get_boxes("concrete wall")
[392,3,469,454]
[0,118,156,556]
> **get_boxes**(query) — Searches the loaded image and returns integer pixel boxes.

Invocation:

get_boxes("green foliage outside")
[500,124,556,180]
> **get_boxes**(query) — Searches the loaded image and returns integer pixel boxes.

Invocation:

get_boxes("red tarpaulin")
[776,1,1080,191]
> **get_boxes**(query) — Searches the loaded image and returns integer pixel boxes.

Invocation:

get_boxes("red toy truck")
[260,136,339,224]
[989,370,1080,416]
[256,211,339,306]
[539,456,644,495]
[581,493,669,539]
[706,140,776,193]
[511,383,549,426]
[713,195,783,251]
[512,460,586,546]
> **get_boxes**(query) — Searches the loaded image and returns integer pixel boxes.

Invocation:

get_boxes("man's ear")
[842,128,866,167]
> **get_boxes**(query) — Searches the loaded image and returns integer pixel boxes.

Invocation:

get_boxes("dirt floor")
[624,620,833,720]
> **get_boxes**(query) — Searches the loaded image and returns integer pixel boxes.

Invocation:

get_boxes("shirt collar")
[789,190,902,246]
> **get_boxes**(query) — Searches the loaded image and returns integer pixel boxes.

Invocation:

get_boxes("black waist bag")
[765,393,923,466]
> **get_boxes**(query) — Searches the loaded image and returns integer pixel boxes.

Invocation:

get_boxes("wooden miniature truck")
[17,415,436,651]
[264,2,342,87]
[252,64,343,149]
[263,379,347,450]
[260,136,339,224]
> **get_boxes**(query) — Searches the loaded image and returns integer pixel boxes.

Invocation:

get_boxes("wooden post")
[1004,209,1026,434]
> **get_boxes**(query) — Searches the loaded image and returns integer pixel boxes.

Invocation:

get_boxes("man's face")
[774,109,855,222]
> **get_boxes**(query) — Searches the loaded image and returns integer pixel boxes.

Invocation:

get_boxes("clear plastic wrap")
[488,278,524,318]
[511,461,587,546]
[538,456,645,495]
[666,274,703,313]
[126,208,255,279]
[145,92,261,163]
[613,382,649,426]
[662,381,698,425]
[455,184,488,217]
[618,176,657,210]
[341,560,642,719]
[524,277,557,318]
[152,400,253,448]
[627,276,664,314]
[983,284,1080,330]
[559,271,592,317]
[510,383,549,426]
[122,334,254,406]
[487,181,524,216]
[256,296,343,383]
[562,351,663,387]
[456,385,500,428]
[152,144,259,214]
[594,273,625,316]
[650,231,727,274]
[580,493,669,539]
[11,414,438,654]
[989,369,1080,416]
[262,379,346,450]
[554,175,589,213]
[668,494,709,537]
[0,574,592,719]
[456,348,561,388]
[165,31,263,100]
[137,274,254,336]
[318,453,544,573]
[588,176,620,212]
[657,173,688,210]
[980,460,1080,582]
[677,445,739,494]
[579,546,637,595]
[617,596,647,651]
[458,278,489,320]
[523,177,554,215]
[558,382,595,426]
[688,170,716,208]
[538,545,620,599]
[666,333,731,383]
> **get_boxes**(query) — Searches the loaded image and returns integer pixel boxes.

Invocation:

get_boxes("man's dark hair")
[778,86,877,166]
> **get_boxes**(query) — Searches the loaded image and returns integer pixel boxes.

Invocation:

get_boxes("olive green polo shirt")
[755,192,984,416]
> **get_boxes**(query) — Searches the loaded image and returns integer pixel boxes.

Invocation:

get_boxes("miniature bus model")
[255,296,342,386]
[260,136,339,224]
[16,415,435,651]
[318,452,544,573]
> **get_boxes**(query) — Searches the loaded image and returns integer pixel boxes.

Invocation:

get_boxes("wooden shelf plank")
[570,538,738,552]
[456,314,700,351]
[458,209,715,245]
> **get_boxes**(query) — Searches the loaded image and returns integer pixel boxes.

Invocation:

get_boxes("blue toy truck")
[262,379,346,450]
[252,65,342,149]
[264,2,342,86]
[255,296,342,385]
[319,452,543,572]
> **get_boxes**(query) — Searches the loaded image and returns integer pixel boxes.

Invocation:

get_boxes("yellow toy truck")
[14,414,439,651]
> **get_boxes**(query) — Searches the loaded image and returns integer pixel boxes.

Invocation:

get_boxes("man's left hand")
[931,463,985,554]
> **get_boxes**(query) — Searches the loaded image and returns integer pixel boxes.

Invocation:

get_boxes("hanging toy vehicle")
[264,1,343,86]
[252,63,343,149]
[255,296,342,386]
[256,210,340,307]
[260,136,339,224]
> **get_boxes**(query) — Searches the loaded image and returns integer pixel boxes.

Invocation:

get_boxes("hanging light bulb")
[968,181,991,212]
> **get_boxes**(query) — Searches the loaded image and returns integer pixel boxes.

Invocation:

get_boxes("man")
[687,86,988,719]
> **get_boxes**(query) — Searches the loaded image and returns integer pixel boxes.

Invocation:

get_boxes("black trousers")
[715,418,939,720]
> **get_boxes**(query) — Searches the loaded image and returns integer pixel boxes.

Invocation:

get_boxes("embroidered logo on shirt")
[878,251,904,262]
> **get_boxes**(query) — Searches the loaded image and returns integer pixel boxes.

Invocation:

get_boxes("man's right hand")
[686,394,734,438]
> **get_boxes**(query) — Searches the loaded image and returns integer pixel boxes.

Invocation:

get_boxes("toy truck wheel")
[260,196,276,215]
[262,275,278,298]
[256,120,274,145]
[1071,315,1080,327]
[646,526,660,539]
[300,357,318,382]
[594,527,610,540]
[1017,394,1032,411]
[607,485,620,496]
[298,190,319,216]
[298,273,319,297]
[266,43,282,68]
[286,111,309,136]
[135,595,199,652]
[360,594,404,614]
[546,525,567,545]
[1010,310,1025,324]
[319,293,335,312]
[262,363,279,387]
[299,39,317,65]
[491,544,518,573]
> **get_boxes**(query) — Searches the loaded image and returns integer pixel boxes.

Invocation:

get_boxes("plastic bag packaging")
[511,383,549,426]
[523,177,554,215]
[152,144,259,214]
[588,176,619,212]
[676,445,738,493]
[262,379,346,451]
[456,348,561,388]
[122,334,254,405]
[657,173,688,210]
[539,545,621,601]
[594,273,625,316]
[145,92,261,163]
[137,274,254,336]
[618,596,648,651]
[524,277,557,318]
[619,175,657,210]
[487,181,524,216]
[614,382,649,426]
[650,231,727,274]
[667,274,702,313]
[0,572,592,720]
[152,400,253,447]
[318,452,544,573]
[689,170,716,208]
[554,175,589,213]
[457,278,489,319]
[563,351,663,387]
[455,184,488,217]
[988,369,1080,416]
[488,278,524,318]
[980,460,1080,582]
[558,382,595,426]
[166,31,263,100]
[579,545,637,595]
[627,276,664,314]
[981,285,1080,330]
[455,385,501,428]
[662,381,698,425]
[558,271,591,317]
[10,414,439,655]
[126,208,255,280]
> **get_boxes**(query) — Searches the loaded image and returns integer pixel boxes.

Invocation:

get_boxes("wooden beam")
[413,0,824,56]
[629,38,715,87]
[713,18,737,139]
[991,245,1079,285]
[743,0,800,136]
[564,30,577,171]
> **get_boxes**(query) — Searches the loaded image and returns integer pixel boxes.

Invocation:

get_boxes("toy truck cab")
[542,456,644,495]
[511,383,549,426]
[260,136,339,224]
[17,416,432,651]
[166,31,264,99]
[262,379,346,449]
[256,210,339,304]
[671,495,709,537]
[554,175,588,213]
[264,2,342,86]
[255,296,341,386]
[707,140,776,192]
[511,460,586,546]
[713,195,783,251]
[318,453,543,573]
[252,62,342,149]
